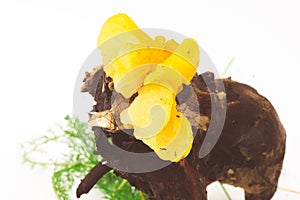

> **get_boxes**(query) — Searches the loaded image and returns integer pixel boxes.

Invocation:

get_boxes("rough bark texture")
[77,66,286,200]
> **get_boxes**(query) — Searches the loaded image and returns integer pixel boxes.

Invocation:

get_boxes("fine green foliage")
[22,115,147,200]
[97,172,146,200]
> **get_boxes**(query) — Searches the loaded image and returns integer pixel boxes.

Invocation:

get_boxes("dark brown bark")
[77,66,286,200]
[76,162,111,198]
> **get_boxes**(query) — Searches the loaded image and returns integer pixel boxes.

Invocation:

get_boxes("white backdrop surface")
[1,0,299,199]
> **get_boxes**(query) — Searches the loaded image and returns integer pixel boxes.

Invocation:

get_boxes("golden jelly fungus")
[107,47,174,98]
[120,84,175,139]
[161,38,199,84]
[98,13,199,162]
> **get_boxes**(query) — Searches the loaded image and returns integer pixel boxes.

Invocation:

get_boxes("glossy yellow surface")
[143,111,193,162]
[162,38,199,84]
[97,13,148,47]
[98,13,198,162]
[120,84,175,139]
[144,64,184,94]
[109,47,174,98]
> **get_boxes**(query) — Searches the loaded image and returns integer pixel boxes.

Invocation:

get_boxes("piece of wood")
[76,162,111,198]
[77,67,286,200]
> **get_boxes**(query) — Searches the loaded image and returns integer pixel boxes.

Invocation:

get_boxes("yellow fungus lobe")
[120,84,175,139]
[162,38,200,84]
[143,112,193,162]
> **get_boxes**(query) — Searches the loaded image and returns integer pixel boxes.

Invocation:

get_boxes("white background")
[1,0,300,199]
